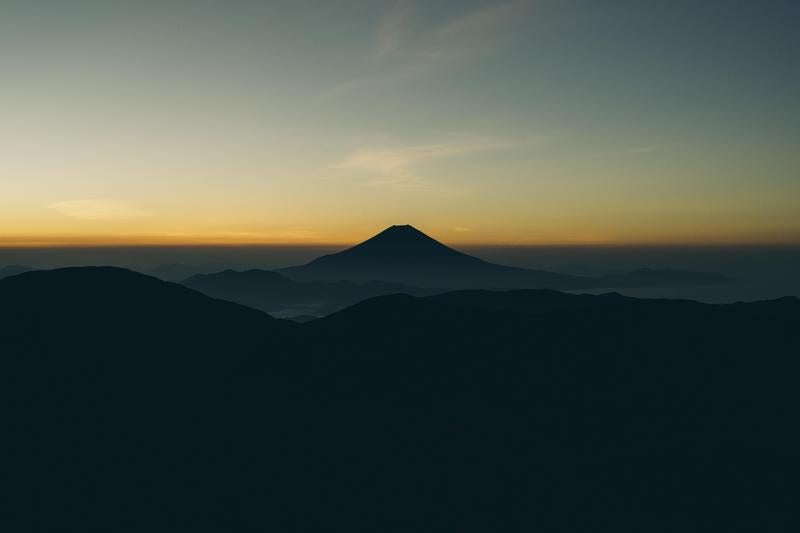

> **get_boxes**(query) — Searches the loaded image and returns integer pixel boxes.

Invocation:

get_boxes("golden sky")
[1,1,798,247]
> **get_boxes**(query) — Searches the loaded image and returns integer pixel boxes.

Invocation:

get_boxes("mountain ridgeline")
[183,268,440,317]
[182,225,730,317]
[1,265,797,531]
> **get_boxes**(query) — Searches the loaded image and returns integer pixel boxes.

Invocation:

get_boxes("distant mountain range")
[183,268,439,317]
[1,266,796,530]
[178,226,729,316]
[0,227,731,319]
[147,263,211,282]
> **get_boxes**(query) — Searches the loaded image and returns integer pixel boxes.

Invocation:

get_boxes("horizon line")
[1,239,799,250]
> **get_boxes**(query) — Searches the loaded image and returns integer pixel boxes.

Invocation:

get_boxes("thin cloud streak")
[435,1,529,40]
[323,1,531,99]
[333,134,541,190]
[372,3,412,60]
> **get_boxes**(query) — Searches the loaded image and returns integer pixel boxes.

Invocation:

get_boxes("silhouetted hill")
[183,268,439,316]
[0,267,288,378]
[1,267,797,531]
[0,264,34,280]
[278,225,730,292]
[304,290,798,531]
[0,266,277,324]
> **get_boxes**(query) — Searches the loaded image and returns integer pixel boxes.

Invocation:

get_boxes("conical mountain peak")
[297,225,479,273]
[344,225,464,257]
[278,225,586,288]
[380,224,422,234]
[363,225,442,246]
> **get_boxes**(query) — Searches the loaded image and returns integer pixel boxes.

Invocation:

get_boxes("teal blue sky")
[1,0,798,245]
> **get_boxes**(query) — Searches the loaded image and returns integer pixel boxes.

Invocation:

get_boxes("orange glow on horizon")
[1,228,798,249]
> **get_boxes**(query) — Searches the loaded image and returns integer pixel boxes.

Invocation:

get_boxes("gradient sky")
[1,0,798,246]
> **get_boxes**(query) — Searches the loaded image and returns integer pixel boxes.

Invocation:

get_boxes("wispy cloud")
[323,1,531,98]
[332,134,539,189]
[48,199,151,220]
[435,1,529,41]
[372,3,412,60]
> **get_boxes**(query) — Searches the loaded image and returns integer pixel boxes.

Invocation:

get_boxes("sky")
[1,0,798,246]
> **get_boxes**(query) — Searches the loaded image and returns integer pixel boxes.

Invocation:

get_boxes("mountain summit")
[278,225,589,289]
[314,224,477,261]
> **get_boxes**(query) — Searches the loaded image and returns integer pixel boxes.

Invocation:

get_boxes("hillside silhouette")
[1,266,797,531]
[0,267,289,378]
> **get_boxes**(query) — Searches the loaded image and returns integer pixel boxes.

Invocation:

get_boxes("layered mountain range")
[1,266,796,531]
[184,225,729,316]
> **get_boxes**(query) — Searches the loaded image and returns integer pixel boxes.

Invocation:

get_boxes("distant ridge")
[183,267,438,316]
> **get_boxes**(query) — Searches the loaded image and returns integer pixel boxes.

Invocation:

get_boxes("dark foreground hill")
[1,267,797,531]
[0,267,287,368]
[278,225,729,291]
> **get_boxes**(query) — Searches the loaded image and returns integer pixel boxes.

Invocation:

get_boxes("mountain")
[0,264,34,280]
[278,225,730,291]
[279,225,599,289]
[183,268,440,316]
[2,267,796,531]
